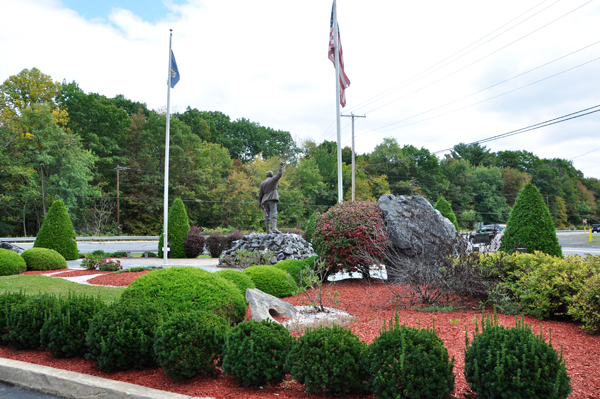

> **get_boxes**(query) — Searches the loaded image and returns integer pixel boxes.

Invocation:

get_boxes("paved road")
[0,381,60,399]
[17,240,159,254]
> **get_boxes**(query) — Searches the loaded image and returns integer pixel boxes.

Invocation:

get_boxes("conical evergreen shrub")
[434,196,459,230]
[158,198,190,258]
[34,200,79,260]
[500,183,562,257]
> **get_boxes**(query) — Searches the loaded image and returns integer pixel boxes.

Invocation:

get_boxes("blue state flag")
[170,50,180,88]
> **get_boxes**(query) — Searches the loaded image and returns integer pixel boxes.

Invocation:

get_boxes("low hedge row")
[0,291,571,398]
[467,251,600,333]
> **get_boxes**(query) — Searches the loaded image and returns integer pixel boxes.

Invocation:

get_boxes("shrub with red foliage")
[313,201,389,274]
[184,226,205,258]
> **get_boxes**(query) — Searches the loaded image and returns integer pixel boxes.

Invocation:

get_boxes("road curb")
[0,357,213,399]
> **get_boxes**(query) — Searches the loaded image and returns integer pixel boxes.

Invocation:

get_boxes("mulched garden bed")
[1,273,598,398]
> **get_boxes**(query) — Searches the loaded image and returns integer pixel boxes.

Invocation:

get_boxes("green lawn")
[0,275,124,303]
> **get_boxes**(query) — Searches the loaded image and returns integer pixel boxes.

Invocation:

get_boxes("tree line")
[1,68,598,237]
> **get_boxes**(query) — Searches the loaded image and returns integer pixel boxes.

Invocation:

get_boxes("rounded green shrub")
[274,259,310,288]
[214,269,256,297]
[21,248,67,271]
[5,294,58,349]
[86,300,165,372]
[158,198,190,258]
[312,201,389,274]
[434,196,459,231]
[0,292,27,344]
[286,325,367,395]
[243,265,296,298]
[121,267,246,324]
[500,183,562,257]
[40,295,106,358]
[222,320,294,387]
[464,314,571,399]
[33,199,79,260]
[0,249,26,276]
[154,311,230,381]
[364,316,455,399]
[568,272,600,334]
[302,255,319,268]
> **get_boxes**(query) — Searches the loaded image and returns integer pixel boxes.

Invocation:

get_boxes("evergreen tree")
[434,196,459,230]
[158,198,190,258]
[33,200,79,260]
[501,183,562,257]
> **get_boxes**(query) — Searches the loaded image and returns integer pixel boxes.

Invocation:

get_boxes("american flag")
[328,1,350,107]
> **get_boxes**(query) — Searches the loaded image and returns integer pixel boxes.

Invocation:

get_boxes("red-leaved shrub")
[313,201,389,274]
[184,226,205,258]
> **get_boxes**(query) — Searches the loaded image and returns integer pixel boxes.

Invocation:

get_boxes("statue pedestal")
[219,233,316,266]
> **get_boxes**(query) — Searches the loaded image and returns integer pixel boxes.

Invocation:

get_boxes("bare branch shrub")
[359,225,491,306]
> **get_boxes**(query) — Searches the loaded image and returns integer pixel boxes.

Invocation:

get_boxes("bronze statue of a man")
[258,161,284,234]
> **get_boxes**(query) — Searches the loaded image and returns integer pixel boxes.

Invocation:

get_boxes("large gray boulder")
[246,288,297,324]
[0,241,25,255]
[377,194,460,258]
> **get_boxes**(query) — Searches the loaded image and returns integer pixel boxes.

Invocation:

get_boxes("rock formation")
[246,288,297,324]
[0,241,25,255]
[378,194,461,257]
[219,233,315,266]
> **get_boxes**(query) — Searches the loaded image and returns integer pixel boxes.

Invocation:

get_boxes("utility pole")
[341,113,366,202]
[115,166,129,236]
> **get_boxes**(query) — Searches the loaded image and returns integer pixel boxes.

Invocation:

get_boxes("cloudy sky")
[2,0,600,177]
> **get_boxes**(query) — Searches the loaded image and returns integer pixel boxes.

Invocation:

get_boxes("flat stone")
[246,288,297,324]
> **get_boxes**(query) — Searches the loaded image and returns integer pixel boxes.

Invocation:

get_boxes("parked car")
[470,224,507,244]
[592,224,600,233]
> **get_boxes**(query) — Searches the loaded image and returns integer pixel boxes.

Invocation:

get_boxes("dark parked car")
[592,224,600,233]
[470,224,507,244]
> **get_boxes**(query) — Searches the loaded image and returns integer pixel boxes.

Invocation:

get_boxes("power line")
[349,0,592,117]
[352,42,600,140]
[343,0,558,114]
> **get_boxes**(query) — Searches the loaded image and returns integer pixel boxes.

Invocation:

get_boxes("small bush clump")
[154,311,230,381]
[33,199,79,260]
[4,294,58,349]
[364,315,455,399]
[158,198,190,258]
[183,226,205,258]
[274,259,310,287]
[121,267,246,324]
[20,247,67,271]
[222,320,294,387]
[86,301,165,372]
[568,273,600,334]
[243,265,296,298]
[434,196,459,231]
[213,269,256,297]
[312,201,389,274]
[0,292,27,343]
[303,212,318,243]
[286,325,366,395]
[40,295,106,358]
[501,183,562,257]
[464,312,571,399]
[224,230,243,250]
[0,249,26,275]
[205,232,227,258]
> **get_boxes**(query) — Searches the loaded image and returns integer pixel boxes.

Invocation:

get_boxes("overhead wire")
[343,0,558,114]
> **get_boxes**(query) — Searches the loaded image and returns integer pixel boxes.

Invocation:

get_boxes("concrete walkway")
[67,257,224,272]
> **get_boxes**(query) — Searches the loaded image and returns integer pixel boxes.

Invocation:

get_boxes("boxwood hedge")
[243,265,296,298]
[21,248,67,271]
[121,267,246,324]
[0,249,26,276]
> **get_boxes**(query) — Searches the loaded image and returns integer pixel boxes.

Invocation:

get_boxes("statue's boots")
[271,217,282,234]
[265,218,271,234]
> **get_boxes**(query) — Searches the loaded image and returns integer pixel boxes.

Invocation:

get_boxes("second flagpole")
[163,29,173,266]
[333,0,343,204]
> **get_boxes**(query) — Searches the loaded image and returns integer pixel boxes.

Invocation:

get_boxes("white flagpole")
[333,0,343,204]
[163,29,173,266]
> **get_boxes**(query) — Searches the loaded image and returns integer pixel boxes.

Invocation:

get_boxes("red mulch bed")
[2,274,599,398]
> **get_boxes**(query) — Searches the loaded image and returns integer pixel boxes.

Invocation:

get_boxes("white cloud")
[1,0,600,177]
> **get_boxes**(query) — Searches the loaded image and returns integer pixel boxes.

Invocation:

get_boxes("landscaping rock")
[246,288,297,324]
[0,241,25,255]
[377,194,462,258]
[219,233,315,266]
